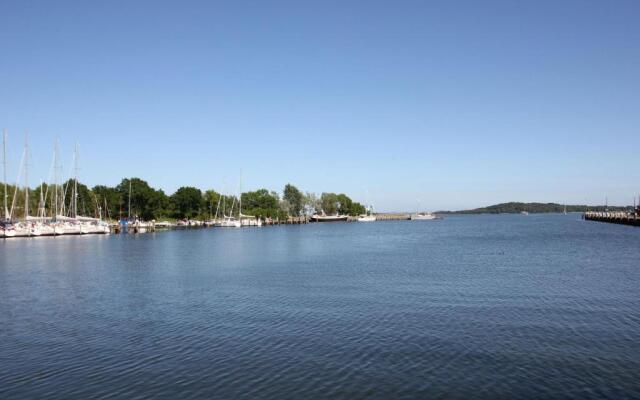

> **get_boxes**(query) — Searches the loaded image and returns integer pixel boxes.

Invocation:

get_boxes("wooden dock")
[584,211,640,227]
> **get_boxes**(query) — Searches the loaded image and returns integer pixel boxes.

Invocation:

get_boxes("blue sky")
[1,0,639,211]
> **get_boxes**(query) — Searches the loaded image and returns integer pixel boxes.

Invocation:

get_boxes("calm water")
[1,214,639,399]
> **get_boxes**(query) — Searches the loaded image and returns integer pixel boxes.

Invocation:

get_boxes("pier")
[583,211,640,227]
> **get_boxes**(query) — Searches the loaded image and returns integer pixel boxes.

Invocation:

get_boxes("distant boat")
[411,212,437,220]
[521,211,529,215]
[357,205,376,222]
[412,199,437,220]
[311,214,348,222]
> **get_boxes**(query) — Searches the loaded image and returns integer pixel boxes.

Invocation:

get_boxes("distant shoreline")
[433,202,631,215]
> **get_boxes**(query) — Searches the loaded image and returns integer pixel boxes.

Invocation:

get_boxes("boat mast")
[238,170,242,218]
[2,129,8,220]
[24,133,29,221]
[39,181,45,218]
[128,179,132,220]
[53,139,58,219]
[73,142,79,219]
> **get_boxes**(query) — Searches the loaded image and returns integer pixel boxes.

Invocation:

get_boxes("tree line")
[0,179,366,221]
[440,202,632,214]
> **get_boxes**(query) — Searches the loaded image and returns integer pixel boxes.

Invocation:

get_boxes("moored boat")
[411,212,437,220]
[310,214,348,222]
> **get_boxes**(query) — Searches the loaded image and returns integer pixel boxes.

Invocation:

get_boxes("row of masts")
[2,130,89,223]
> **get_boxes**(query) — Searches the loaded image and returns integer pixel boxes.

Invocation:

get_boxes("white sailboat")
[357,205,376,222]
[219,195,241,228]
[125,179,152,233]
[411,200,437,220]
[357,191,376,222]
[14,134,41,237]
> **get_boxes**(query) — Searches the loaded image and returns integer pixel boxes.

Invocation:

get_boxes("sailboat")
[357,191,376,222]
[219,195,241,227]
[1,130,16,238]
[238,174,262,227]
[124,179,152,233]
[14,134,42,237]
[357,205,376,222]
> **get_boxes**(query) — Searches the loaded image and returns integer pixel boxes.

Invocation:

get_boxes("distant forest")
[439,202,632,214]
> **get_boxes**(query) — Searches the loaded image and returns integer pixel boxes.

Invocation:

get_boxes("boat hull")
[310,215,349,222]
[411,214,437,220]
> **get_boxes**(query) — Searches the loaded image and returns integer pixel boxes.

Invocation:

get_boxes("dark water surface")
[1,214,639,399]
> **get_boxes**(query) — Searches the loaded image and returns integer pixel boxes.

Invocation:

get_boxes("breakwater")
[583,211,640,227]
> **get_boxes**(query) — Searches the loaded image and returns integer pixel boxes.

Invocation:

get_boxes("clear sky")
[1,0,639,211]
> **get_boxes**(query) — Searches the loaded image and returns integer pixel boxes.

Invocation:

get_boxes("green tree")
[283,184,303,216]
[320,192,339,215]
[241,189,280,218]
[171,186,202,219]
[92,185,123,220]
[203,189,222,219]
[60,179,97,217]
[116,178,168,220]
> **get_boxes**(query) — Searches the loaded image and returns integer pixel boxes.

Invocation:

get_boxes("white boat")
[411,199,438,220]
[218,217,241,228]
[1,222,16,238]
[38,223,56,236]
[521,211,529,216]
[12,222,31,237]
[62,221,82,235]
[357,205,376,222]
[411,212,437,220]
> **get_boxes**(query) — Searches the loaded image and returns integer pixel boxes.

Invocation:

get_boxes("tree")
[92,185,123,220]
[61,179,97,217]
[320,192,339,215]
[241,189,280,218]
[116,178,168,220]
[203,190,222,219]
[171,186,202,219]
[302,191,319,216]
[283,184,303,216]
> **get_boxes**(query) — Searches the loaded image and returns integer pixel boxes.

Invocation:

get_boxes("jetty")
[583,211,640,227]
